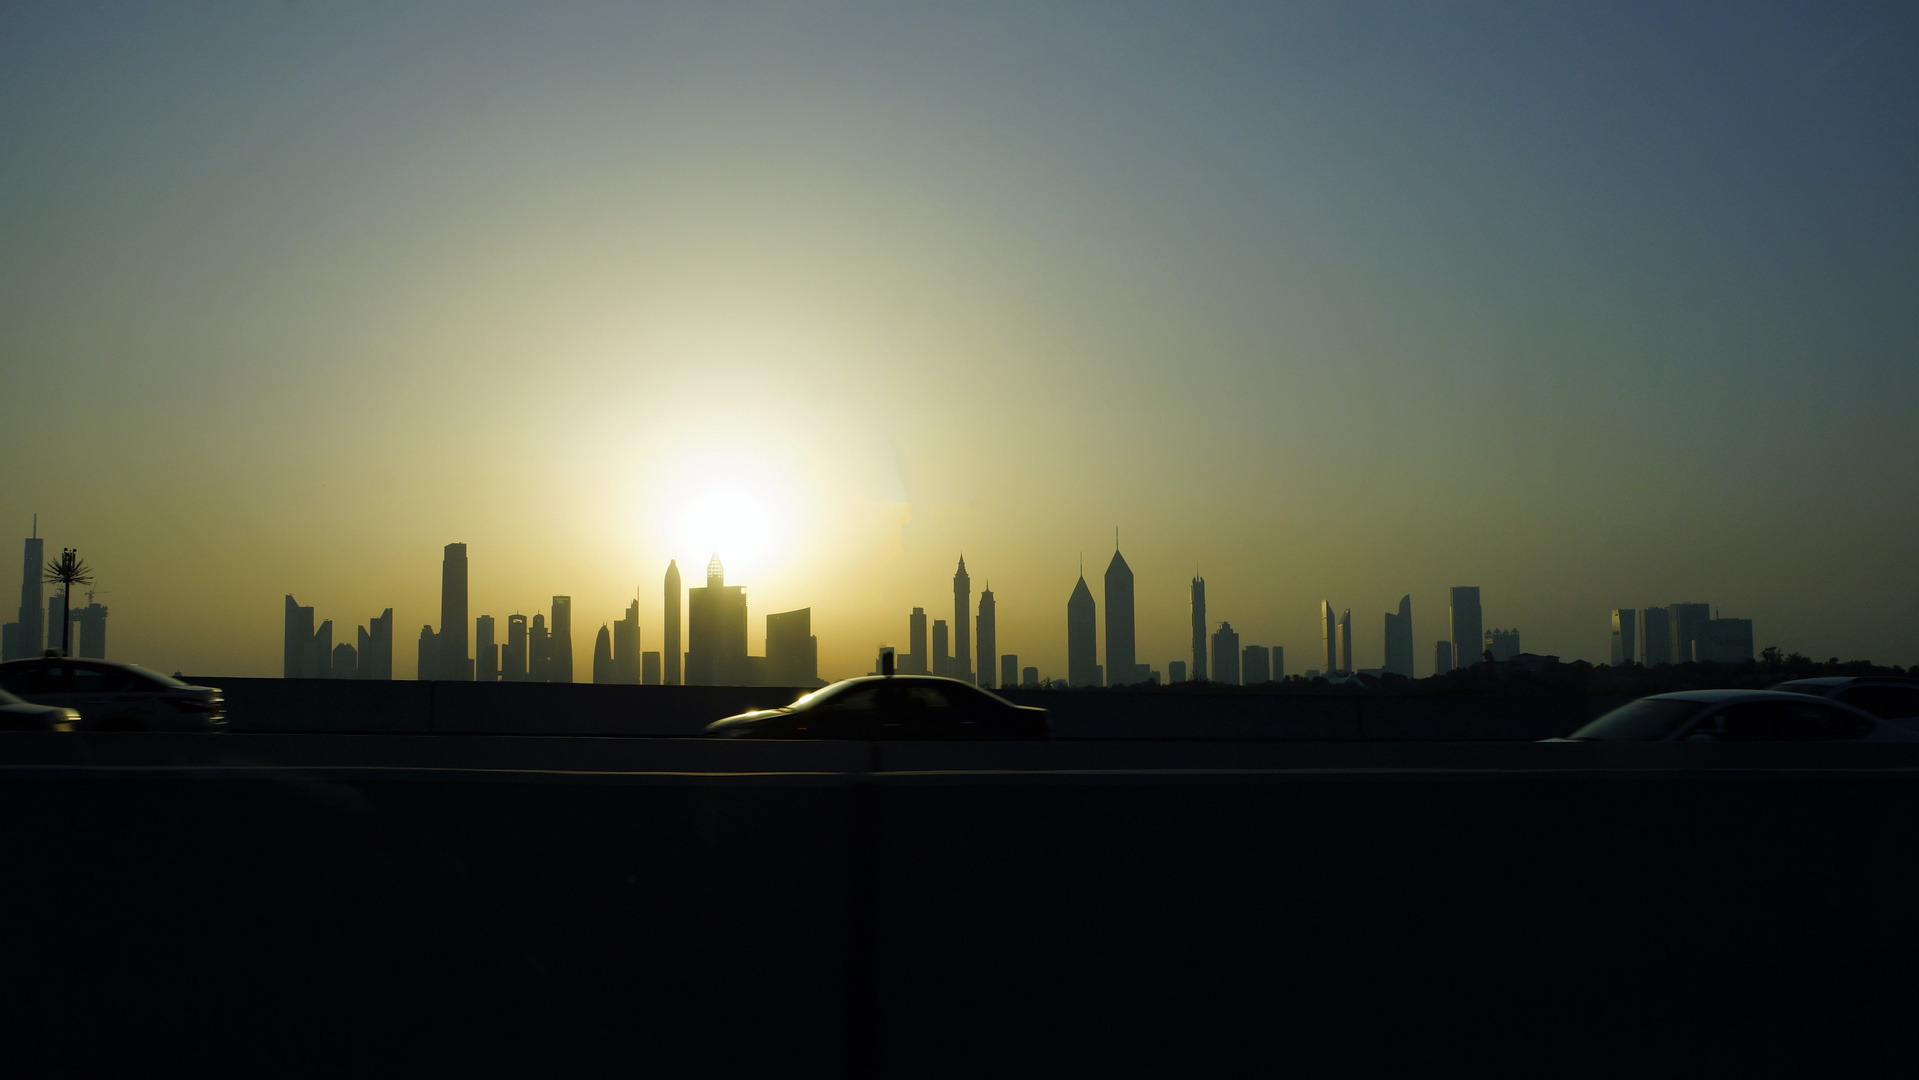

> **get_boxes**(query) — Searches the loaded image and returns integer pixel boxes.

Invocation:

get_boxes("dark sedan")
[1769,677,1919,729]
[706,676,1049,740]
[1549,689,1918,743]
[0,659,225,732]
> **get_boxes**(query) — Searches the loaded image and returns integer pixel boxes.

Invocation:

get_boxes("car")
[0,659,225,732]
[1549,689,1919,743]
[705,675,1050,740]
[0,688,79,732]
[1767,677,1919,729]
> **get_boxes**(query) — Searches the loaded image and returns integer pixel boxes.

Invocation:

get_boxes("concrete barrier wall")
[0,745,1914,1076]
[197,677,1632,740]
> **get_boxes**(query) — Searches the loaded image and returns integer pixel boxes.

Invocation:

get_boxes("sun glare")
[676,487,774,576]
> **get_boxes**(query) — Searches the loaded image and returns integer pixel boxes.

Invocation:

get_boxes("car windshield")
[119,664,192,689]
[1567,698,1707,741]
[1768,683,1828,697]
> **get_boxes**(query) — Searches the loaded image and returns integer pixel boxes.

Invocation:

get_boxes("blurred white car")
[1551,689,1919,743]
[0,688,78,732]
[0,659,224,732]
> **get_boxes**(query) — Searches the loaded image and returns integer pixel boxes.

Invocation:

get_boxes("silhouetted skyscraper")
[1339,609,1352,675]
[1700,616,1754,662]
[1611,609,1637,667]
[1485,628,1520,661]
[641,651,662,684]
[1001,654,1017,690]
[1242,644,1271,684]
[663,560,682,686]
[284,595,317,678]
[1272,646,1284,680]
[1669,603,1711,664]
[1211,622,1241,686]
[686,554,747,686]
[1641,606,1670,666]
[476,615,498,682]
[953,557,973,684]
[977,588,997,689]
[1383,595,1414,677]
[1190,577,1207,681]
[73,600,107,659]
[613,599,641,684]
[1321,601,1336,676]
[417,625,438,680]
[592,625,614,683]
[932,620,950,677]
[530,613,551,680]
[2,526,45,661]
[765,608,818,686]
[1168,660,1187,684]
[549,595,573,683]
[1104,546,1143,686]
[1067,573,1099,687]
[1450,587,1483,668]
[354,609,393,680]
[504,614,528,681]
[438,543,470,681]
[1435,640,1453,676]
[905,607,929,675]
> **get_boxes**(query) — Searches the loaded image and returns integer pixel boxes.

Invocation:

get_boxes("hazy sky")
[3,2,1915,680]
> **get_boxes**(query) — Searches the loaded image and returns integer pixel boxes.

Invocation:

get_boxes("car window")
[899,685,962,709]
[1694,701,1874,742]
[0,664,50,695]
[1835,686,1919,720]
[820,686,886,711]
[69,665,135,693]
[1568,698,1705,741]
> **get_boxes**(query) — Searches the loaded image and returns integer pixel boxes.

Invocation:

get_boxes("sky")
[2,1,1915,680]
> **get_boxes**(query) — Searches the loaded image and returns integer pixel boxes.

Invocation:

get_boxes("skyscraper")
[953,557,973,684]
[1067,573,1099,687]
[932,620,950,677]
[613,599,641,684]
[685,554,747,685]
[1168,660,1187,684]
[1700,616,1755,663]
[663,560,683,686]
[331,642,357,679]
[1320,601,1337,676]
[905,607,929,675]
[1211,622,1241,686]
[1338,609,1352,675]
[1641,606,1671,666]
[1190,577,1207,682]
[359,609,394,680]
[1485,628,1521,661]
[2,526,45,661]
[765,608,818,686]
[1610,609,1638,666]
[1271,646,1284,680]
[1450,587,1483,668]
[284,595,317,678]
[1383,595,1414,677]
[476,614,498,682]
[1435,640,1454,675]
[1242,644,1271,684]
[1104,546,1141,686]
[592,625,615,684]
[977,588,997,689]
[314,619,333,677]
[530,613,551,680]
[641,652,662,684]
[439,543,470,681]
[73,599,107,660]
[1669,603,1711,664]
[549,595,574,683]
[417,625,438,680]
[504,614,529,681]
[1000,654,1017,690]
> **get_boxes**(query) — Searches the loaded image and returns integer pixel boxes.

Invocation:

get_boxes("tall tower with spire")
[663,560,682,685]
[1190,577,1207,682]
[1067,568,1099,688]
[1103,537,1139,686]
[3,516,45,660]
[976,585,997,689]
[953,556,973,684]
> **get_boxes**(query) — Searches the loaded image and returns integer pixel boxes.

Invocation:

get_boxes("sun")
[675,487,774,575]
